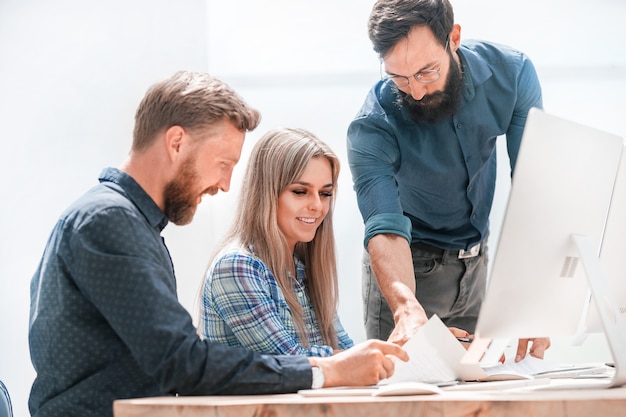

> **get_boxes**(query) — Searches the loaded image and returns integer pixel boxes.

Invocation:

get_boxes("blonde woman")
[200,127,354,356]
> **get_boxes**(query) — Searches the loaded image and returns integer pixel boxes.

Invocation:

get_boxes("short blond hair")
[132,71,260,151]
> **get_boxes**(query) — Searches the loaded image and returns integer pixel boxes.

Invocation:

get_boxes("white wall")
[0,2,210,415]
[1,1,625,416]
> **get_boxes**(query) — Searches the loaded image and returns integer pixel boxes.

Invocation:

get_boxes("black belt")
[412,241,481,259]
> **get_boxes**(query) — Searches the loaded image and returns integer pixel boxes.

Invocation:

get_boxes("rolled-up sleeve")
[363,213,412,248]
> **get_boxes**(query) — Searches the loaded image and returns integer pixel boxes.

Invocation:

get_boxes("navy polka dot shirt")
[29,167,311,417]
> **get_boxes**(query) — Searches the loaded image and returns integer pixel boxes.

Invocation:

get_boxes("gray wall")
[2,1,625,415]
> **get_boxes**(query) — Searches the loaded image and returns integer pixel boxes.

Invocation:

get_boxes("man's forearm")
[367,233,424,321]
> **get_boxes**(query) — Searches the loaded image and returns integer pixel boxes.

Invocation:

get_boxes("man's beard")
[395,52,463,124]
[163,155,203,226]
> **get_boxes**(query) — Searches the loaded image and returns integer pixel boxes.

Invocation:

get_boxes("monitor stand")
[470,234,626,388]
[572,234,626,387]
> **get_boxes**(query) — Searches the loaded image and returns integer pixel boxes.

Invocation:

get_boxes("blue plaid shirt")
[200,245,354,356]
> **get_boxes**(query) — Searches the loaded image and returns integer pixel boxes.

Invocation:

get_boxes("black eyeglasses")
[381,38,450,87]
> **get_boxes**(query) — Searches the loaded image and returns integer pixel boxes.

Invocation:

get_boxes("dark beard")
[395,52,463,124]
[163,155,199,225]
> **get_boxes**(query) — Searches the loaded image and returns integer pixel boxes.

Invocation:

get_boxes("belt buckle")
[458,243,480,259]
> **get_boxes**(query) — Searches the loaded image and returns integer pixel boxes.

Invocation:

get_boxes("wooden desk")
[114,381,626,417]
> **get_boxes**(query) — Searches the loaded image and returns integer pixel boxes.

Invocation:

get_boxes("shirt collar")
[457,44,492,102]
[98,167,169,231]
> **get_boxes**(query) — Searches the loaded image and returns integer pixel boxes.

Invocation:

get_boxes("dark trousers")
[362,239,488,339]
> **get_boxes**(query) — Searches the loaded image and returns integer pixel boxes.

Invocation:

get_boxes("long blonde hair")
[214,127,341,348]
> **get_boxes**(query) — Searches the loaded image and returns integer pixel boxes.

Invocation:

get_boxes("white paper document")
[379,315,607,385]
[298,315,611,397]
[379,315,460,385]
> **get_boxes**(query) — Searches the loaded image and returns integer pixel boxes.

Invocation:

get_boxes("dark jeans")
[362,239,488,339]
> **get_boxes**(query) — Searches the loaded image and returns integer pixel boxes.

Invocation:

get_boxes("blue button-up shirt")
[29,167,311,417]
[347,40,543,250]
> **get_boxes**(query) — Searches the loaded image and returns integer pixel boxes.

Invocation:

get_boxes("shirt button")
[457,123,463,129]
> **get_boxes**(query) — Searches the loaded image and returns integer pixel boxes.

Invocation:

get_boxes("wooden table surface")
[114,380,626,417]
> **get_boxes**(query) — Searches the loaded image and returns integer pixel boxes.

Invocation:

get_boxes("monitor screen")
[475,108,624,340]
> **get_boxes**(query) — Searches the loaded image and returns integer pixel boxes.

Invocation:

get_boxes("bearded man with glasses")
[347,0,550,361]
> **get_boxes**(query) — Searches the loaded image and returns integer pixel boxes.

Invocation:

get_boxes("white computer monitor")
[475,108,623,340]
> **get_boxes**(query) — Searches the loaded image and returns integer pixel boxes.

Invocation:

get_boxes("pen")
[456,337,473,343]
